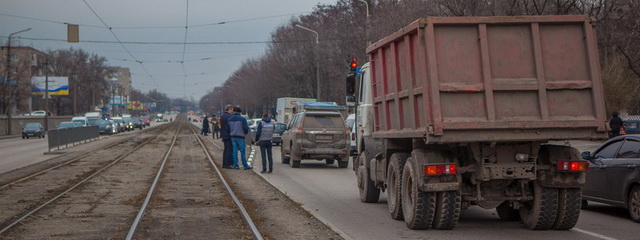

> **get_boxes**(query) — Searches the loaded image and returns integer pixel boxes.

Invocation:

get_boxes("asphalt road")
[227,141,636,240]
[0,115,176,175]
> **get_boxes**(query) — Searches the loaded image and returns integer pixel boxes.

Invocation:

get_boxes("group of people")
[212,105,274,173]
[199,115,220,138]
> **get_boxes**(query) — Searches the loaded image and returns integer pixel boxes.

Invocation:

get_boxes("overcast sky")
[1,0,337,102]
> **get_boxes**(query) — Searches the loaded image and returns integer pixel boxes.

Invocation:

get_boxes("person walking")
[228,107,252,170]
[221,106,234,169]
[211,115,220,139]
[609,111,624,138]
[254,113,275,173]
[201,115,210,136]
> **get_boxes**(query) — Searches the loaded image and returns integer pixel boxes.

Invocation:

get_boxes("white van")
[71,117,88,127]
[85,112,101,126]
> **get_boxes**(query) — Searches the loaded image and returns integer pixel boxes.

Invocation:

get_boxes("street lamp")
[294,24,321,100]
[4,28,31,115]
[357,0,371,45]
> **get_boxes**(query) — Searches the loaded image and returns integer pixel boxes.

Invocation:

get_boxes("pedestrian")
[609,111,623,138]
[211,114,220,139]
[255,113,275,173]
[220,105,234,169]
[201,115,210,136]
[228,106,252,170]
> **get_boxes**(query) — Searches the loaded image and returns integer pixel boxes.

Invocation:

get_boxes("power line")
[82,0,159,87]
[1,35,357,45]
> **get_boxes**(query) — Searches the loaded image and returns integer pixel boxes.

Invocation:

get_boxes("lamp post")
[294,24,321,100]
[4,28,31,115]
[358,0,370,45]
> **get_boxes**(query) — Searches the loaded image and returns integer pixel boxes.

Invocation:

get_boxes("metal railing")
[47,126,100,151]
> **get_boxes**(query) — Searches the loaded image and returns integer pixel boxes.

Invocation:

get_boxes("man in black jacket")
[609,112,623,138]
[220,105,235,168]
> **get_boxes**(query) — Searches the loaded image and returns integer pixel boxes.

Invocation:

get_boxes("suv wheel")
[281,146,290,164]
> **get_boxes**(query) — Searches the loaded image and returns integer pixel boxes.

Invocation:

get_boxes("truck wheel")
[401,157,435,229]
[432,191,461,230]
[357,154,379,203]
[629,186,640,223]
[519,182,558,230]
[325,158,335,165]
[496,201,520,221]
[281,146,290,164]
[553,188,581,230]
[387,153,409,220]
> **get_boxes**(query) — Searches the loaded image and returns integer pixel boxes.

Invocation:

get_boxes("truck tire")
[519,182,558,230]
[387,153,409,220]
[432,191,461,230]
[357,154,380,203]
[281,146,290,164]
[338,159,349,168]
[401,157,436,230]
[326,158,335,165]
[553,188,581,230]
[496,201,520,221]
[629,186,640,223]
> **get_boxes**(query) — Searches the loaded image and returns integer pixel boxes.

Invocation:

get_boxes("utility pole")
[4,28,32,135]
[294,24,321,100]
[358,0,370,45]
[44,57,49,131]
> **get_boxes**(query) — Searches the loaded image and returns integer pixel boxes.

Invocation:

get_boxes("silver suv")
[280,111,349,168]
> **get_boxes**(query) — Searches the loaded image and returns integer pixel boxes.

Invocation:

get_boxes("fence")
[47,126,100,151]
[0,116,70,135]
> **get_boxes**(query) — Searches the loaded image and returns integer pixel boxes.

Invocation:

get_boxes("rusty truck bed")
[366,15,606,143]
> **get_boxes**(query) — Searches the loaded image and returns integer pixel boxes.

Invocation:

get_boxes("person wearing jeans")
[228,107,252,170]
[254,113,275,173]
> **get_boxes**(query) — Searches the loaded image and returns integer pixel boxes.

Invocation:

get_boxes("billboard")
[127,101,143,110]
[31,76,69,95]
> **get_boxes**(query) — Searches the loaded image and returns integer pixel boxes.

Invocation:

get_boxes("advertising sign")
[31,76,69,95]
[127,101,143,110]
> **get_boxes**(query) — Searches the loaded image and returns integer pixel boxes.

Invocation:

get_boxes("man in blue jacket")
[220,105,234,169]
[254,113,275,173]
[228,107,252,170]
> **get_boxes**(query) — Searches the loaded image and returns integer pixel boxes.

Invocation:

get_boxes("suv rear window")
[304,114,344,128]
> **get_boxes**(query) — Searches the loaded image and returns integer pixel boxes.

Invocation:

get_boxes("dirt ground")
[0,122,342,239]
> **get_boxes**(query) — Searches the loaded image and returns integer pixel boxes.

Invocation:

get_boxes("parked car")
[71,116,88,127]
[56,121,76,130]
[345,114,357,156]
[112,117,125,132]
[132,118,143,129]
[22,123,45,139]
[96,120,117,135]
[581,135,640,222]
[30,110,47,117]
[280,110,349,168]
[272,123,286,146]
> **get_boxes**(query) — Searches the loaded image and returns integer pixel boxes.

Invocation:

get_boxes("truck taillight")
[424,164,456,175]
[556,161,588,172]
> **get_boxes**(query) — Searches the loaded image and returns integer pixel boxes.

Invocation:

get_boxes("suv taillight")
[295,127,303,135]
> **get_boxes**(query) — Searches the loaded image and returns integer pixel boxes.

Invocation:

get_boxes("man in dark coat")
[201,116,210,136]
[609,111,623,138]
[220,105,235,168]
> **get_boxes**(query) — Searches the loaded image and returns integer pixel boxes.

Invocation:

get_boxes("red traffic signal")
[350,57,357,71]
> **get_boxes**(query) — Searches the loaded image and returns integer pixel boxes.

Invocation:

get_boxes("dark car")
[272,123,286,146]
[142,117,151,127]
[96,120,117,135]
[123,117,134,131]
[581,135,640,222]
[22,123,45,139]
[132,118,143,129]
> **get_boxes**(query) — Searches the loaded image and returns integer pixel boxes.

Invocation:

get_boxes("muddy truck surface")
[346,15,606,230]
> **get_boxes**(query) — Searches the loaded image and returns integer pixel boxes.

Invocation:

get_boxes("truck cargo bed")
[366,15,606,143]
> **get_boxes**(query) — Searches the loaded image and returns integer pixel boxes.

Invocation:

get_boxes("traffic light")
[350,57,358,72]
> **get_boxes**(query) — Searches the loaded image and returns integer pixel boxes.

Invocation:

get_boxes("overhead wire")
[81,0,160,87]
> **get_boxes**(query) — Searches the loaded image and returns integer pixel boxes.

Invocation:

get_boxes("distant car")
[96,120,117,135]
[142,117,151,127]
[123,117,134,131]
[112,117,125,132]
[22,123,45,139]
[272,123,286,146]
[71,117,88,127]
[30,110,47,117]
[56,121,76,130]
[581,135,640,222]
[345,114,357,156]
[280,110,349,168]
[132,118,143,129]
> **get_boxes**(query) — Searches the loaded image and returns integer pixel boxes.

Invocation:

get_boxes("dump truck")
[346,15,606,230]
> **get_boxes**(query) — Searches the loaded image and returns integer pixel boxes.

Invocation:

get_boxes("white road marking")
[574,228,618,240]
